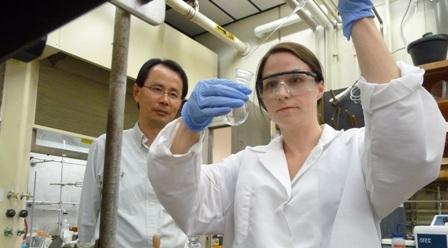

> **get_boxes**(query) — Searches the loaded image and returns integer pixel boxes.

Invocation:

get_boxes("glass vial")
[225,68,254,126]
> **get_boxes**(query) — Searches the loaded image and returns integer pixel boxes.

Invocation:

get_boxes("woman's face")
[261,52,323,130]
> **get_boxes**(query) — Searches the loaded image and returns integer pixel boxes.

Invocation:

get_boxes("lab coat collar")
[132,122,150,149]
[257,137,292,198]
[249,124,340,154]
[318,124,341,148]
[249,124,341,198]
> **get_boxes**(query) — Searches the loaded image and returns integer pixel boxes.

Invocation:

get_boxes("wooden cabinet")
[421,60,448,121]
[420,60,448,180]
[421,60,448,91]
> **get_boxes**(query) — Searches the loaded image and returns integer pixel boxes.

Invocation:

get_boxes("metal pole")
[0,62,5,111]
[28,171,37,246]
[437,183,442,215]
[99,7,130,248]
[58,153,65,235]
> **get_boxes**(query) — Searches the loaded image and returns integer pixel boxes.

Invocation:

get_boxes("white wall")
[0,61,39,248]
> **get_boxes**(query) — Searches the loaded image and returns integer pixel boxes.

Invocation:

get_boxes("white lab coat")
[148,62,446,248]
[78,123,187,248]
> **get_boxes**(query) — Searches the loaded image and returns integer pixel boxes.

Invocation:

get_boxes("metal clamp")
[3,227,13,237]
[7,190,19,200]
[372,6,384,37]
[20,192,32,200]
[16,229,25,237]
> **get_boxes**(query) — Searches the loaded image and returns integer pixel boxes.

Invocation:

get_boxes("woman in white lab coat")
[147,0,446,247]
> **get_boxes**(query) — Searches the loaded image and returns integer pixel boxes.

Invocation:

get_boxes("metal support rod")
[371,6,384,37]
[26,200,80,205]
[437,184,442,215]
[405,209,448,213]
[57,154,65,235]
[98,7,130,248]
[0,62,5,121]
[405,200,448,203]
[28,171,37,246]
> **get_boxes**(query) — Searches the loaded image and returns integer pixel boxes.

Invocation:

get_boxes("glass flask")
[225,68,254,126]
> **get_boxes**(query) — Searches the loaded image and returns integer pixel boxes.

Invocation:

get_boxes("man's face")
[133,64,183,128]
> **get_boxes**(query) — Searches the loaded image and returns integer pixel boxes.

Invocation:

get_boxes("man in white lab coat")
[147,0,446,247]
[78,59,188,248]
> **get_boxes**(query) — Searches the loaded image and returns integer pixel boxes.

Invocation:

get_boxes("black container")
[407,32,448,65]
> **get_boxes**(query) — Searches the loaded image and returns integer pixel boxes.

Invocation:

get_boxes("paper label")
[215,25,235,41]
[417,234,448,248]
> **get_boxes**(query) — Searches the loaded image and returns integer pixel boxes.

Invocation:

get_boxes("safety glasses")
[260,70,318,98]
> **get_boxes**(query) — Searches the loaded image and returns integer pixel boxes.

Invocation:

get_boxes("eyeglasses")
[142,85,181,101]
[260,70,318,98]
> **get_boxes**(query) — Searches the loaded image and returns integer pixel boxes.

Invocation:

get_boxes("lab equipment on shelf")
[413,214,448,248]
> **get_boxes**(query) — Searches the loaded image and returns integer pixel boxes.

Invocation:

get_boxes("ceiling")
[165,0,287,38]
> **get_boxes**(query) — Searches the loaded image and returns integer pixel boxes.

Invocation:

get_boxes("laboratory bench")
[381,239,415,247]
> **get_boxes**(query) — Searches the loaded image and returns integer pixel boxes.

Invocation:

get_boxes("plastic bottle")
[225,68,254,126]
[391,232,406,248]
[187,235,201,248]
[61,212,72,243]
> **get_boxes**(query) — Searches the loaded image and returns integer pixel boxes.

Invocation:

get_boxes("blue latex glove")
[338,0,374,39]
[181,79,252,132]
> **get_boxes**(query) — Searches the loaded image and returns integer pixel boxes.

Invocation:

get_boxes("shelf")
[418,60,448,121]
[442,157,448,165]
[420,60,448,91]
[439,162,448,181]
